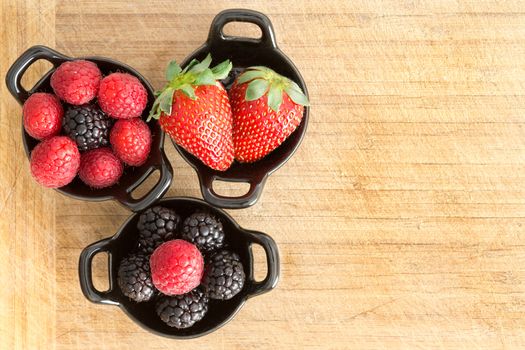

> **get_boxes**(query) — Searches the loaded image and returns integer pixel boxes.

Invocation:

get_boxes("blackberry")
[117,253,155,302]
[63,104,112,151]
[221,67,244,90]
[181,212,225,253]
[137,206,180,254]
[202,250,245,300]
[156,287,209,329]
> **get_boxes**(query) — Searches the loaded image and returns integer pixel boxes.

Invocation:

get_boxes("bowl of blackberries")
[5,45,172,211]
[79,197,279,338]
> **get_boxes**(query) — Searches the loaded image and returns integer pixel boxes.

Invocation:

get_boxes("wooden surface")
[2,1,525,349]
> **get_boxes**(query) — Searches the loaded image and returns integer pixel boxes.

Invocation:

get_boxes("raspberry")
[30,136,80,188]
[98,73,148,119]
[110,118,151,166]
[78,148,123,188]
[150,240,204,296]
[23,93,63,140]
[50,60,101,105]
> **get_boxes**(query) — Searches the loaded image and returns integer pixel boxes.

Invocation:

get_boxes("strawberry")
[229,67,309,163]
[148,55,234,171]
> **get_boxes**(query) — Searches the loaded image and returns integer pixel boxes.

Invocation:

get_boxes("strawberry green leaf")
[194,68,216,86]
[179,84,196,100]
[147,98,161,121]
[245,79,269,101]
[159,87,175,115]
[285,86,310,106]
[182,59,199,74]
[166,60,182,81]
[237,69,266,84]
[210,60,232,80]
[188,54,212,74]
[267,85,283,112]
[246,66,271,72]
[288,80,304,94]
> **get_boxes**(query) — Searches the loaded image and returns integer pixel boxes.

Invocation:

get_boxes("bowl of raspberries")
[78,197,279,338]
[5,45,172,211]
[148,9,310,209]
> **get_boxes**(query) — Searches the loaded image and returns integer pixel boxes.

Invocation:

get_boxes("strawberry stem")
[236,66,309,112]
[147,54,232,121]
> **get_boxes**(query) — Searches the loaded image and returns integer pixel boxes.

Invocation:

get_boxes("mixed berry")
[23,59,152,189]
[117,205,246,329]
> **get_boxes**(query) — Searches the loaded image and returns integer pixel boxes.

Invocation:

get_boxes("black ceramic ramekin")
[174,9,309,209]
[5,45,172,212]
[78,197,279,338]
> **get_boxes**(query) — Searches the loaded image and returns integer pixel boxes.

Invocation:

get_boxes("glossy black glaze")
[5,45,172,212]
[174,9,309,209]
[79,197,280,339]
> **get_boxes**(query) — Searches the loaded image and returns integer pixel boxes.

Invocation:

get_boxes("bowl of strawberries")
[5,45,172,211]
[149,9,310,209]
[79,197,279,338]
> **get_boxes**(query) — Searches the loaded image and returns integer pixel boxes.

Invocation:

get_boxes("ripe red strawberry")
[150,239,204,296]
[229,67,309,162]
[50,60,101,105]
[110,118,151,166]
[30,136,80,188]
[148,55,234,171]
[23,92,63,140]
[98,73,148,119]
[79,148,123,188]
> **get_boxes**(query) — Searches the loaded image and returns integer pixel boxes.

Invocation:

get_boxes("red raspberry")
[110,118,151,166]
[50,60,101,105]
[79,148,123,189]
[30,136,80,188]
[23,93,63,140]
[150,240,204,296]
[98,73,148,119]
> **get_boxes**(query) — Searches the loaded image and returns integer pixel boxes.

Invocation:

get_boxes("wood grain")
[1,1,57,349]
[2,0,525,349]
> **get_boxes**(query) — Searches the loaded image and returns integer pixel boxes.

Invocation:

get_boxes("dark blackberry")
[181,212,225,253]
[63,104,112,151]
[156,287,209,329]
[221,66,244,90]
[117,253,155,302]
[137,206,180,254]
[202,250,245,300]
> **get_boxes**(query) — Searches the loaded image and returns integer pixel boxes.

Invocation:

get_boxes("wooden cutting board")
[1,1,525,349]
